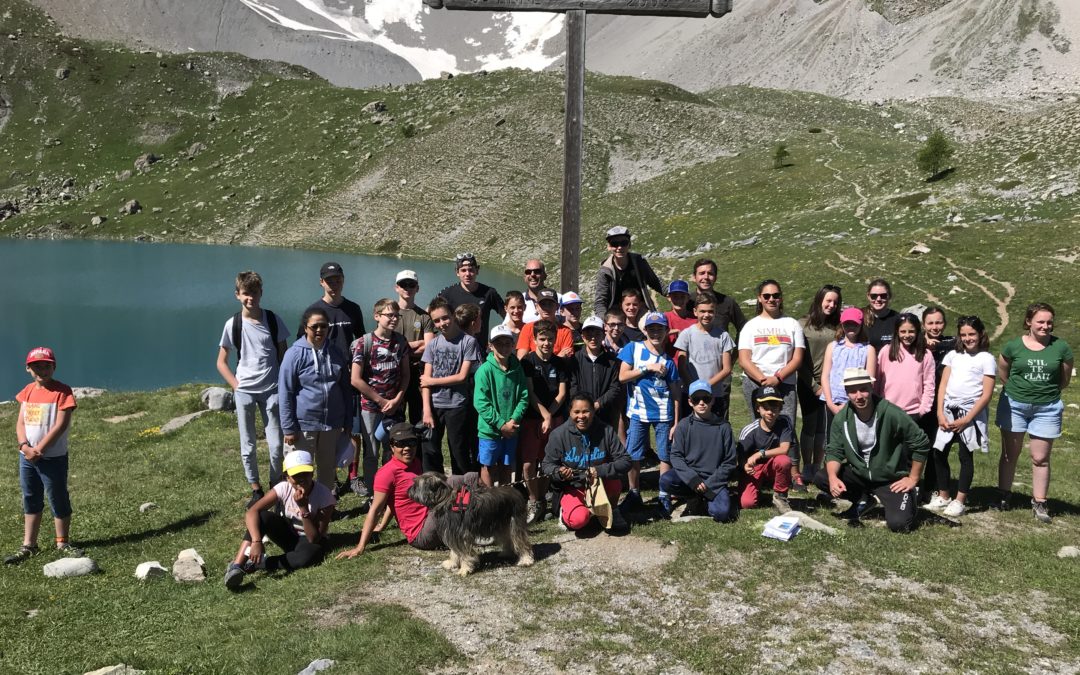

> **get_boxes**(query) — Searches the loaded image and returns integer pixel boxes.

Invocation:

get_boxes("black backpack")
[231,310,282,364]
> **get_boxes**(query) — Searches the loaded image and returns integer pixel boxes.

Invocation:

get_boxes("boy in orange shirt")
[6,347,79,564]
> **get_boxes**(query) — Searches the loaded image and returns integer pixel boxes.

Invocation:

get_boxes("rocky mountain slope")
[23,0,1080,101]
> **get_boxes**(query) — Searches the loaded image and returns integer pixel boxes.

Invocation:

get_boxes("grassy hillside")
[2,0,1079,343]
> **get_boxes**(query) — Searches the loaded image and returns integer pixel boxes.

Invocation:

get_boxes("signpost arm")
[561,9,585,293]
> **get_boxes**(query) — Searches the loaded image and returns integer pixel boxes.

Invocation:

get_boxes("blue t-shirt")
[618,341,679,422]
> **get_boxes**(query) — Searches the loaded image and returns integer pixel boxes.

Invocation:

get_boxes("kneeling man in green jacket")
[814,367,929,532]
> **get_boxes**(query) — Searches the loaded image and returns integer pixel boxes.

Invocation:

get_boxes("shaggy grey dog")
[407,472,534,576]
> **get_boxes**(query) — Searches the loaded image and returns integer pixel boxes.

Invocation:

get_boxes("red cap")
[25,347,56,365]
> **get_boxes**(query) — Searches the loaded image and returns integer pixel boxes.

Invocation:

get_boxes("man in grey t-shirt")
[674,291,736,421]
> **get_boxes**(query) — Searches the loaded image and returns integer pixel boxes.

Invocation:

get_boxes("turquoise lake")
[0,239,520,396]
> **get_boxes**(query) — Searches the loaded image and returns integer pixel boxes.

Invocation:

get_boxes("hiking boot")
[791,475,808,494]
[926,494,950,511]
[224,563,246,590]
[526,500,541,525]
[56,542,83,557]
[1032,499,1052,524]
[657,494,673,519]
[814,492,835,510]
[246,488,265,509]
[608,506,629,534]
[620,490,643,512]
[772,491,792,514]
[3,544,38,565]
[990,491,1012,511]
[840,498,871,521]
[942,500,966,517]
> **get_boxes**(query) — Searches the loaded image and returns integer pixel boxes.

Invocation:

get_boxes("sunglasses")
[823,284,842,292]
[690,395,713,404]
[306,323,329,331]
[380,312,401,319]
[455,252,476,262]
[869,293,890,300]
[761,293,782,300]
[397,281,418,290]
[524,268,545,276]
[608,238,630,248]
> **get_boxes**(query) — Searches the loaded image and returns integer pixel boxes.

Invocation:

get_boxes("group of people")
[8,227,1073,586]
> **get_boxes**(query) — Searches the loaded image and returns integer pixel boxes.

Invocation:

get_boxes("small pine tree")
[772,142,790,169]
[916,129,954,178]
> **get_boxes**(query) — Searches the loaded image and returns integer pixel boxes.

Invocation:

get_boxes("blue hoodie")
[278,336,352,434]
[669,413,737,500]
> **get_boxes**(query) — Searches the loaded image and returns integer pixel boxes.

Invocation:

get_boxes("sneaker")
[791,475,808,494]
[224,562,246,590]
[942,500,966,517]
[526,500,541,525]
[840,498,871,520]
[926,494,950,511]
[657,494,673,519]
[814,492,835,509]
[56,542,84,557]
[990,491,1012,511]
[246,489,265,508]
[772,492,792,514]
[3,544,38,565]
[1032,499,1052,524]
[620,490,644,512]
[608,507,629,534]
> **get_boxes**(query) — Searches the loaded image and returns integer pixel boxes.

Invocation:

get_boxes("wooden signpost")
[424,0,732,292]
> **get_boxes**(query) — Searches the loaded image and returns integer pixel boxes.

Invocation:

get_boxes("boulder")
[361,100,386,115]
[134,153,159,174]
[43,557,98,578]
[172,549,205,582]
[56,67,69,80]
[159,410,209,434]
[115,170,133,182]
[0,200,18,222]
[138,502,157,513]
[201,387,235,411]
[84,665,146,675]
[91,215,105,226]
[72,387,107,398]
[1057,546,1080,559]
[298,659,336,675]
[119,200,141,216]
[134,561,168,580]
[186,142,207,158]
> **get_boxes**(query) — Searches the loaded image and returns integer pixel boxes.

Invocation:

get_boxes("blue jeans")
[659,471,732,522]
[234,389,284,486]
[20,454,72,518]
[626,418,671,462]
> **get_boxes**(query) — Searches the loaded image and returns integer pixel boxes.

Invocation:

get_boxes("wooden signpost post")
[424,0,732,292]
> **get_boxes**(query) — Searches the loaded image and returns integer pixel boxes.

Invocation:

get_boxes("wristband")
[18,441,29,448]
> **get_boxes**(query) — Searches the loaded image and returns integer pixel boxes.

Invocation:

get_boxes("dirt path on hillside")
[824,133,871,230]
[943,257,1016,340]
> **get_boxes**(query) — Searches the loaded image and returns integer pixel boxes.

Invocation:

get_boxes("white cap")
[395,270,418,283]
[606,226,630,239]
[283,450,315,476]
[560,291,583,306]
[582,316,604,331]
[489,324,515,341]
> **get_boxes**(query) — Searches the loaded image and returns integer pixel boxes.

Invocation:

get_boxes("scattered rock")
[25,608,39,619]
[134,561,168,580]
[172,548,205,582]
[159,410,210,434]
[133,153,159,174]
[297,659,336,675]
[439,71,454,80]
[71,387,106,398]
[0,200,18,222]
[1057,546,1080,559]
[83,665,146,675]
[980,214,1004,223]
[361,100,386,115]
[909,243,931,255]
[104,411,145,423]
[790,511,839,535]
[115,170,133,182]
[139,502,157,513]
[200,386,234,411]
[729,236,760,249]
[55,67,69,80]
[185,141,206,158]
[43,557,98,578]
[91,215,106,226]
[119,199,141,215]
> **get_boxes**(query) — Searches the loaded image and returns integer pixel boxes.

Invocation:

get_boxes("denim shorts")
[478,437,518,467]
[626,418,671,462]
[20,454,72,517]
[996,393,1064,439]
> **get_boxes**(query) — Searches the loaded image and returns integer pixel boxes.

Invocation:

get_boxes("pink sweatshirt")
[875,347,935,416]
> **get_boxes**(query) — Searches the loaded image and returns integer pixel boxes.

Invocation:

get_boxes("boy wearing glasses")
[594,226,665,318]
[392,270,435,425]
[737,386,794,514]
[351,298,411,495]
[217,271,289,505]
[437,253,505,350]
[660,380,737,521]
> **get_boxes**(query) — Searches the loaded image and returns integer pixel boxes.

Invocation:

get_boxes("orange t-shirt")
[17,380,77,458]
[516,321,574,355]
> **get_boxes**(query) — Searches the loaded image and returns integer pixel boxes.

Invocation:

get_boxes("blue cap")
[688,380,712,397]
[667,280,690,295]
[642,311,668,327]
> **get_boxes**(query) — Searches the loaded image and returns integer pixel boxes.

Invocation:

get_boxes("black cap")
[320,262,344,279]
[753,386,785,404]
[537,288,558,304]
[389,422,418,444]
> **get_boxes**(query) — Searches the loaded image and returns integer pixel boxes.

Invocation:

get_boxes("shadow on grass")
[80,510,216,548]
[926,167,956,183]
[967,486,1080,516]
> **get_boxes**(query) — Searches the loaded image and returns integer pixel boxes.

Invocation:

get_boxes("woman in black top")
[918,306,956,501]
[863,278,899,352]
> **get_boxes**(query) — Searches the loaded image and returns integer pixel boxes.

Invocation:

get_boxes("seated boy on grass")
[225,450,335,589]
[736,386,794,514]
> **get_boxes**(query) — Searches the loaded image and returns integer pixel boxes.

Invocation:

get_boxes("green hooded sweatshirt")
[473,352,529,441]
[825,395,929,483]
